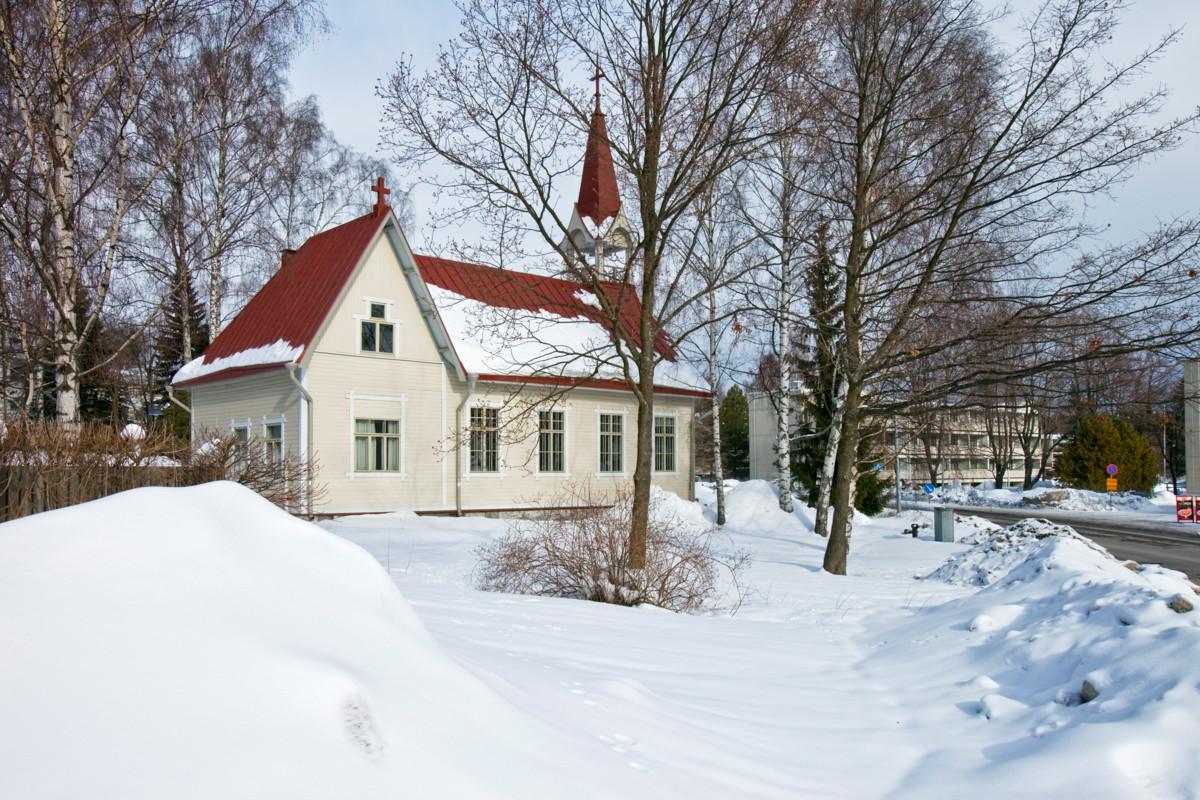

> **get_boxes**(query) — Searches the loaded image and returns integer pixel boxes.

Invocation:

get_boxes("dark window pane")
[370,303,385,319]
[361,321,376,351]
[379,324,394,353]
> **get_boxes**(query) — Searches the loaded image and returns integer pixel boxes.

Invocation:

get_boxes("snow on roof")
[424,282,708,395]
[173,340,303,386]
[416,254,707,395]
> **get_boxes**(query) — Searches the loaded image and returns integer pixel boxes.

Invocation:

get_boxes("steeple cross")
[591,65,605,110]
[371,176,390,216]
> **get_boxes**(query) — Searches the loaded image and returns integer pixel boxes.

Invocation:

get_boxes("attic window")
[360,301,395,355]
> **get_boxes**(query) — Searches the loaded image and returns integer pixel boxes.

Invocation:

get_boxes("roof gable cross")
[371,176,390,217]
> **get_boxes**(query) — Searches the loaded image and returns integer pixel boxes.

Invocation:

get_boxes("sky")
[288,1,1200,251]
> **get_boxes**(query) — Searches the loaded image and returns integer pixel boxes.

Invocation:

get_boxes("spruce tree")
[792,222,841,505]
[1056,414,1157,493]
[720,386,750,479]
[791,223,889,515]
[153,267,208,403]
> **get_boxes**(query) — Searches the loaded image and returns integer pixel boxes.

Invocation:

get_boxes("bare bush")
[474,486,749,613]
[0,422,321,520]
[190,428,324,515]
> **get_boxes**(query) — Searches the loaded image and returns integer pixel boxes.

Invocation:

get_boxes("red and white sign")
[1177,496,1196,523]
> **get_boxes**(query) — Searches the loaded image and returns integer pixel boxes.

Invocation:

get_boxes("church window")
[470,407,499,472]
[654,415,676,472]
[360,302,395,354]
[263,421,283,464]
[538,410,565,473]
[599,413,623,473]
[355,419,401,472]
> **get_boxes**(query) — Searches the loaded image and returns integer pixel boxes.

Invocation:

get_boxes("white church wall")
[189,370,301,458]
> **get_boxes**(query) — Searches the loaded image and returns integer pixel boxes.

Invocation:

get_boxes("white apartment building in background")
[748,391,1048,488]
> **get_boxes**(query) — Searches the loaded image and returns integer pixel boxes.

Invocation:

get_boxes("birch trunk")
[49,0,79,424]
[708,292,726,525]
[206,104,231,340]
[775,307,793,513]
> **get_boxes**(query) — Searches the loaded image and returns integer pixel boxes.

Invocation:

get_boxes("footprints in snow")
[560,679,650,771]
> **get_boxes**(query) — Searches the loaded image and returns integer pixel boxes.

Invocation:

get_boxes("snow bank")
[650,484,711,530]
[173,339,303,384]
[914,481,1172,514]
[0,482,616,799]
[712,479,815,533]
[927,518,1094,586]
[892,518,1200,797]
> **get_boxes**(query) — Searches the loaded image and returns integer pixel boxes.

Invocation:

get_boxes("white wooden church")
[171,93,707,514]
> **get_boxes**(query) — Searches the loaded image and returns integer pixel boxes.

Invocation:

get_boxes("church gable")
[173,188,464,388]
[309,224,450,369]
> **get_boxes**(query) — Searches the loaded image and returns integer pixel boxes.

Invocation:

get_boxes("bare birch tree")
[380,0,816,568]
[803,0,1200,574]
[0,0,318,423]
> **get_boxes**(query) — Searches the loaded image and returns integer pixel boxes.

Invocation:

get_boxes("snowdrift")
[913,482,1174,514]
[0,482,614,800]
[888,518,1200,798]
[699,479,816,533]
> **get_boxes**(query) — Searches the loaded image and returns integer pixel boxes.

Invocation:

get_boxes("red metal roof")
[194,211,386,366]
[576,105,621,227]
[413,254,675,360]
[176,208,686,389]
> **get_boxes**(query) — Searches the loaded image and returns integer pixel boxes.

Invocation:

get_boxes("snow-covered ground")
[907,480,1180,516]
[3,480,1199,798]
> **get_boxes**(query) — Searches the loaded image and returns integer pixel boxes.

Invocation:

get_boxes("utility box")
[933,507,955,543]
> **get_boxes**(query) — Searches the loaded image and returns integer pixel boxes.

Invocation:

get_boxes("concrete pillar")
[1185,361,1200,494]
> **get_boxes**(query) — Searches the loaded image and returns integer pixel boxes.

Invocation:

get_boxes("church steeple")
[576,69,621,227]
[563,67,633,277]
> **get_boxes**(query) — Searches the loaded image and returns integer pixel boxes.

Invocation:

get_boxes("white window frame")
[353,296,402,357]
[653,412,679,475]
[596,408,628,476]
[261,415,285,464]
[535,405,569,477]
[346,392,407,479]
[353,418,403,473]
[468,404,502,475]
[229,418,252,471]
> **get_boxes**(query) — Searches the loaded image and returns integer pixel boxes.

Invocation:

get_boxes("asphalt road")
[938,504,1200,580]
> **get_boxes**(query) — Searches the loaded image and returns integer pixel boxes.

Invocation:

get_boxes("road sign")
[1106,463,1118,476]
[1106,477,1118,492]
[923,483,936,495]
